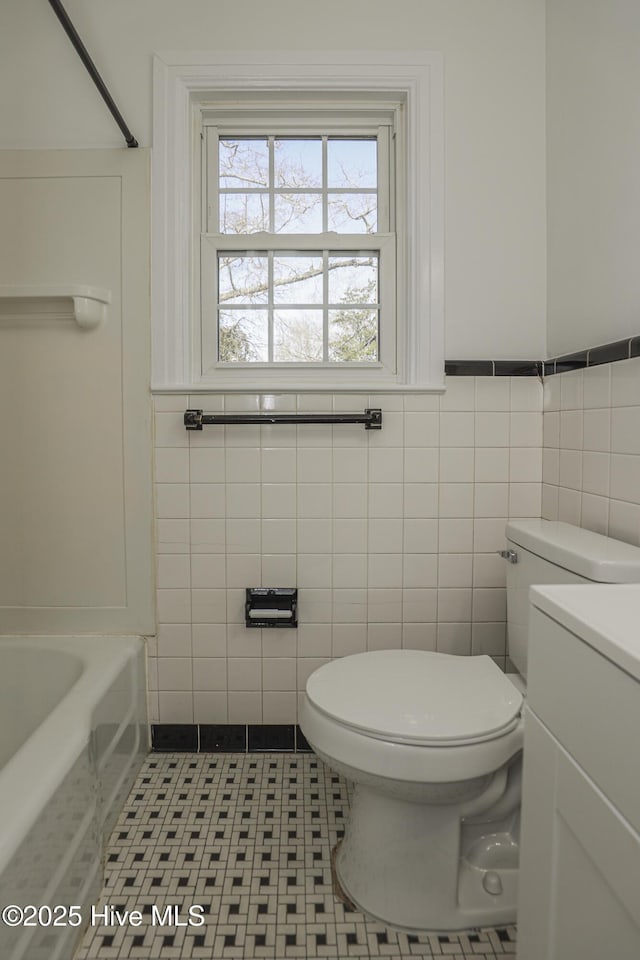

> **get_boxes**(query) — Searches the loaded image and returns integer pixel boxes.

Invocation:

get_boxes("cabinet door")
[518,712,640,960]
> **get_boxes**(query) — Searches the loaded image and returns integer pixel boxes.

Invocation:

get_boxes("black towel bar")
[184,408,382,430]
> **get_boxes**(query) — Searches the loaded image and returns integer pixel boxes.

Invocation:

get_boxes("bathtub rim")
[0,634,147,874]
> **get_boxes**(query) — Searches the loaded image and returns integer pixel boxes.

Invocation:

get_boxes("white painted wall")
[1,0,547,359]
[546,1,640,356]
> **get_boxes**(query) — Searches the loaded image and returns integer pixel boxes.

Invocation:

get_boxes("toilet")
[299,519,640,932]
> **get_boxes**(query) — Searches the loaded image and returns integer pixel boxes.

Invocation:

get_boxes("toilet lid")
[306,650,523,746]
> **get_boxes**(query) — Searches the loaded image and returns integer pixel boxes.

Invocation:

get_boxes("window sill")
[151,379,445,395]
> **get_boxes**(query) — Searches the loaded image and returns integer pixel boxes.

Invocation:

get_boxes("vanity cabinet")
[517,585,640,960]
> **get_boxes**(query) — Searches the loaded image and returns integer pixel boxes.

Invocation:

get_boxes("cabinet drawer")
[527,605,640,833]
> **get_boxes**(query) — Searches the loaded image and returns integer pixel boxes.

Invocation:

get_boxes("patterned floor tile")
[74,754,518,960]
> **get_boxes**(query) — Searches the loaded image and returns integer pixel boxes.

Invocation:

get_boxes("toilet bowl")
[300,520,640,933]
[300,649,523,931]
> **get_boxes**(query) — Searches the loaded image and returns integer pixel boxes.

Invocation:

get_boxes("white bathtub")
[0,636,148,960]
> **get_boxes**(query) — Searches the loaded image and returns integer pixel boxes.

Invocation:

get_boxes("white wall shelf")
[0,284,111,329]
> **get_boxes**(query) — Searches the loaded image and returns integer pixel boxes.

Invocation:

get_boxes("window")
[201,107,397,378]
[152,52,444,391]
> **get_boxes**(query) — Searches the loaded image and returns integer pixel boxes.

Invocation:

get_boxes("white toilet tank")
[504,520,640,679]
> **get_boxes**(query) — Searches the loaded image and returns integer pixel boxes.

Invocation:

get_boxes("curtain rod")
[47,0,138,148]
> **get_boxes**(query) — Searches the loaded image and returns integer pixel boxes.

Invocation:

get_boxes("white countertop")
[530,583,640,683]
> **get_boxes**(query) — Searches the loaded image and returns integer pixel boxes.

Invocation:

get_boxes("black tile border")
[548,351,588,374]
[151,723,198,752]
[200,723,247,752]
[445,334,639,377]
[295,725,313,752]
[445,359,544,377]
[444,360,493,376]
[248,723,295,751]
[151,723,312,753]
[493,360,543,378]
[587,339,631,367]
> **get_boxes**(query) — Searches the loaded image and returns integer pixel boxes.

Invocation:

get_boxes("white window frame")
[152,51,444,392]
[202,113,395,380]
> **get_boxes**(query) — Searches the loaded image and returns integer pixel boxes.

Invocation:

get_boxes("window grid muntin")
[209,128,387,365]
[216,246,380,363]
[267,250,274,360]
[212,132,386,236]
[268,137,275,231]
[201,117,396,376]
[201,236,395,374]
[322,249,329,357]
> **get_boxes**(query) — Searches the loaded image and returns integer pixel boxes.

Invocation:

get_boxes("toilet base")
[334,781,518,932]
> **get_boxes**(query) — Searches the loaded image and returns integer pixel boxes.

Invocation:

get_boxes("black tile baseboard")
[151,723,313,753]
[248,723,295,751]
[151,723,198,752]
[295,725,313,752]
[200,723,247,752]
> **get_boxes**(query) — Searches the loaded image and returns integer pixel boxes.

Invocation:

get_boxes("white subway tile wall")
[542,357,640,547]
[151,379,543,724]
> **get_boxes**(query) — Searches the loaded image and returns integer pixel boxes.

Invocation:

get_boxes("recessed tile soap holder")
[245,588,298,628]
